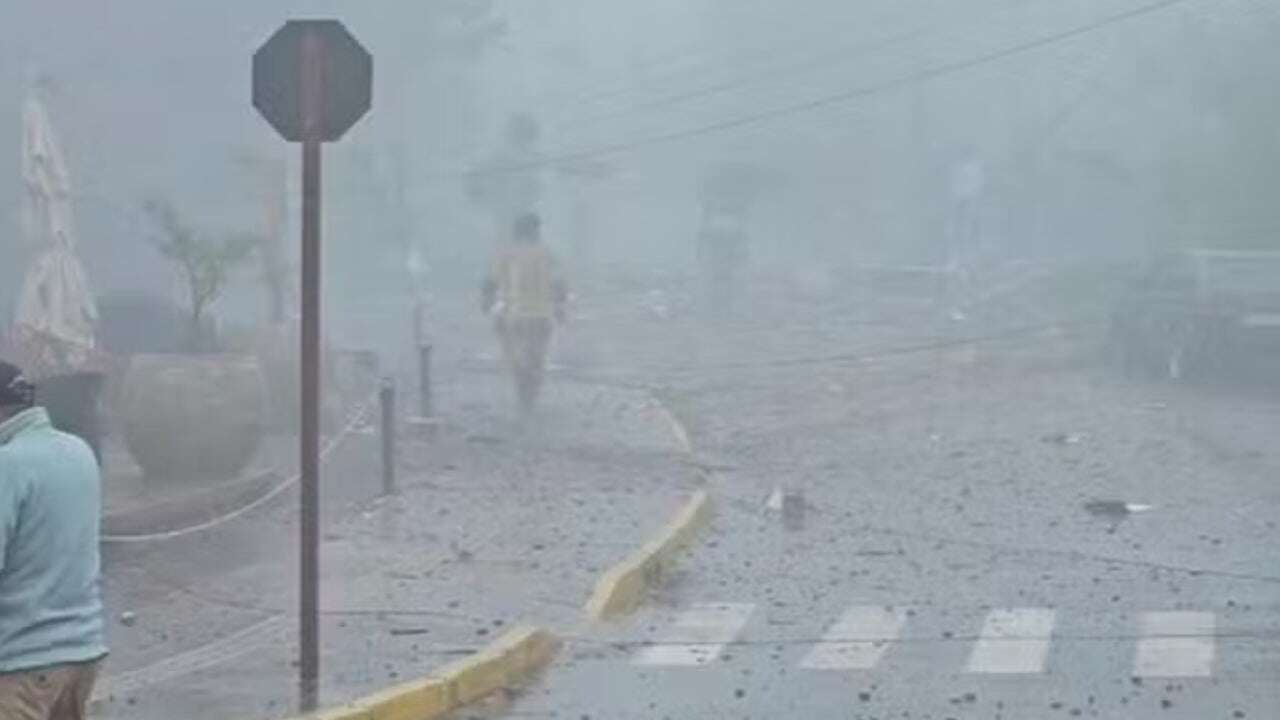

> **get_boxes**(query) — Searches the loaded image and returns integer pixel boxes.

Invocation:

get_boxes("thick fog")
[3,0,1280,345]
[7,5,1280,719]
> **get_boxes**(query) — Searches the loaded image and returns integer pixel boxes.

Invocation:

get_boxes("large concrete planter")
[117,353,266,482]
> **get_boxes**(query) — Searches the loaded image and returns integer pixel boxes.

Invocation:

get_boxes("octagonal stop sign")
[253,20,371,142]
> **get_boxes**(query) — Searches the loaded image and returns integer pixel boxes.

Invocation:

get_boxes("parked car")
[1109,249,1280,380]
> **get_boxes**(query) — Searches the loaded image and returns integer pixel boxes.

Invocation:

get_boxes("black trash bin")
[37,372,106,466]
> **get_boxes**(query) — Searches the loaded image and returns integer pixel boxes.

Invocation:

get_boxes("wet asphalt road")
[93,277,1280,719]
[484,282,1280,720]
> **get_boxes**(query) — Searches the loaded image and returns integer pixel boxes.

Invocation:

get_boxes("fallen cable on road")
[557,319,1100,384]
[100,393,377,544]
[715,496,1280,587]
[858,522,1280,586]
[90,615,288,706]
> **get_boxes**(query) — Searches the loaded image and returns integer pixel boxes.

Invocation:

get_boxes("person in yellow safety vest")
[482,213,567,413]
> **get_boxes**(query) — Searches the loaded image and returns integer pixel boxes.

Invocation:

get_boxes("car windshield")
[1,2,1276,719]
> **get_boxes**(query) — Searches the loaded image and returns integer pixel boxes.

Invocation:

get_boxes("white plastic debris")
[765,487,784,511]
[1043,432,1085,446]
[643,290,672,319]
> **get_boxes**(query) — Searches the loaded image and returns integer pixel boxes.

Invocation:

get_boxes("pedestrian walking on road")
[0,359,106,720]
[482,213,568,414]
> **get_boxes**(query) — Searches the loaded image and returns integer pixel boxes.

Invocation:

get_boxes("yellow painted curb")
[360,675,450,720]
[584,490,712,621]
[292,626,557,720]
[434,625,558,706]
[304,704,373,720]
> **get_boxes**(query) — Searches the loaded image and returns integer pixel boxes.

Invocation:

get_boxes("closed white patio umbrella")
[11,87,98,377]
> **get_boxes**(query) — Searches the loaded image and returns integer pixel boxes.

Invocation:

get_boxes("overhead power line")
[462,0,1199,179]
[524,2,922,114]
[550,0,1026,131]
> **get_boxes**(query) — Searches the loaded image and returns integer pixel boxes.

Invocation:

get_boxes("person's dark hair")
[0,360,35,410]
[513,212,541,244]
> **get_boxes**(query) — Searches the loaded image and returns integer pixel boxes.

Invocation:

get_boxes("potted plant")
[114,198,266,483]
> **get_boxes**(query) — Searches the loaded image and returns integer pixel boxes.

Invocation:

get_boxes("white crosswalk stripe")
[965,608,1056,675]
[633,603,755,667]
[801,605,908,670]
[631,602,1230,679]
[1134,611,1215,678]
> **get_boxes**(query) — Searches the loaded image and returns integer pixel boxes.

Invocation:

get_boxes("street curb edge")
[290,625,558,720]
[583,489,712,622]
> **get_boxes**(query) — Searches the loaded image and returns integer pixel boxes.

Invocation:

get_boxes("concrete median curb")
[584,489,712,621]
[291,626,558,720]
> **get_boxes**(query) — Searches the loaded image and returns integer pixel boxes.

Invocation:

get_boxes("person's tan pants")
[495,315,553,410]
[0,660,100,720]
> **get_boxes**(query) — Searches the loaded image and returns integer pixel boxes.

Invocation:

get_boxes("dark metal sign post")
[252,19,372,712]
[380,377,396,495]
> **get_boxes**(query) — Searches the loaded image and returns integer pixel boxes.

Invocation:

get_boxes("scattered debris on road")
[1043,432,1085,446]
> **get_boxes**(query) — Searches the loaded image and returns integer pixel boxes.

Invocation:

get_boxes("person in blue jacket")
[0,359,105,720]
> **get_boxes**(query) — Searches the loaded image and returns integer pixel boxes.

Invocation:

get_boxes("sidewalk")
[100,365,381,539]
[93,368,700,719]
[100,433,300,537]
